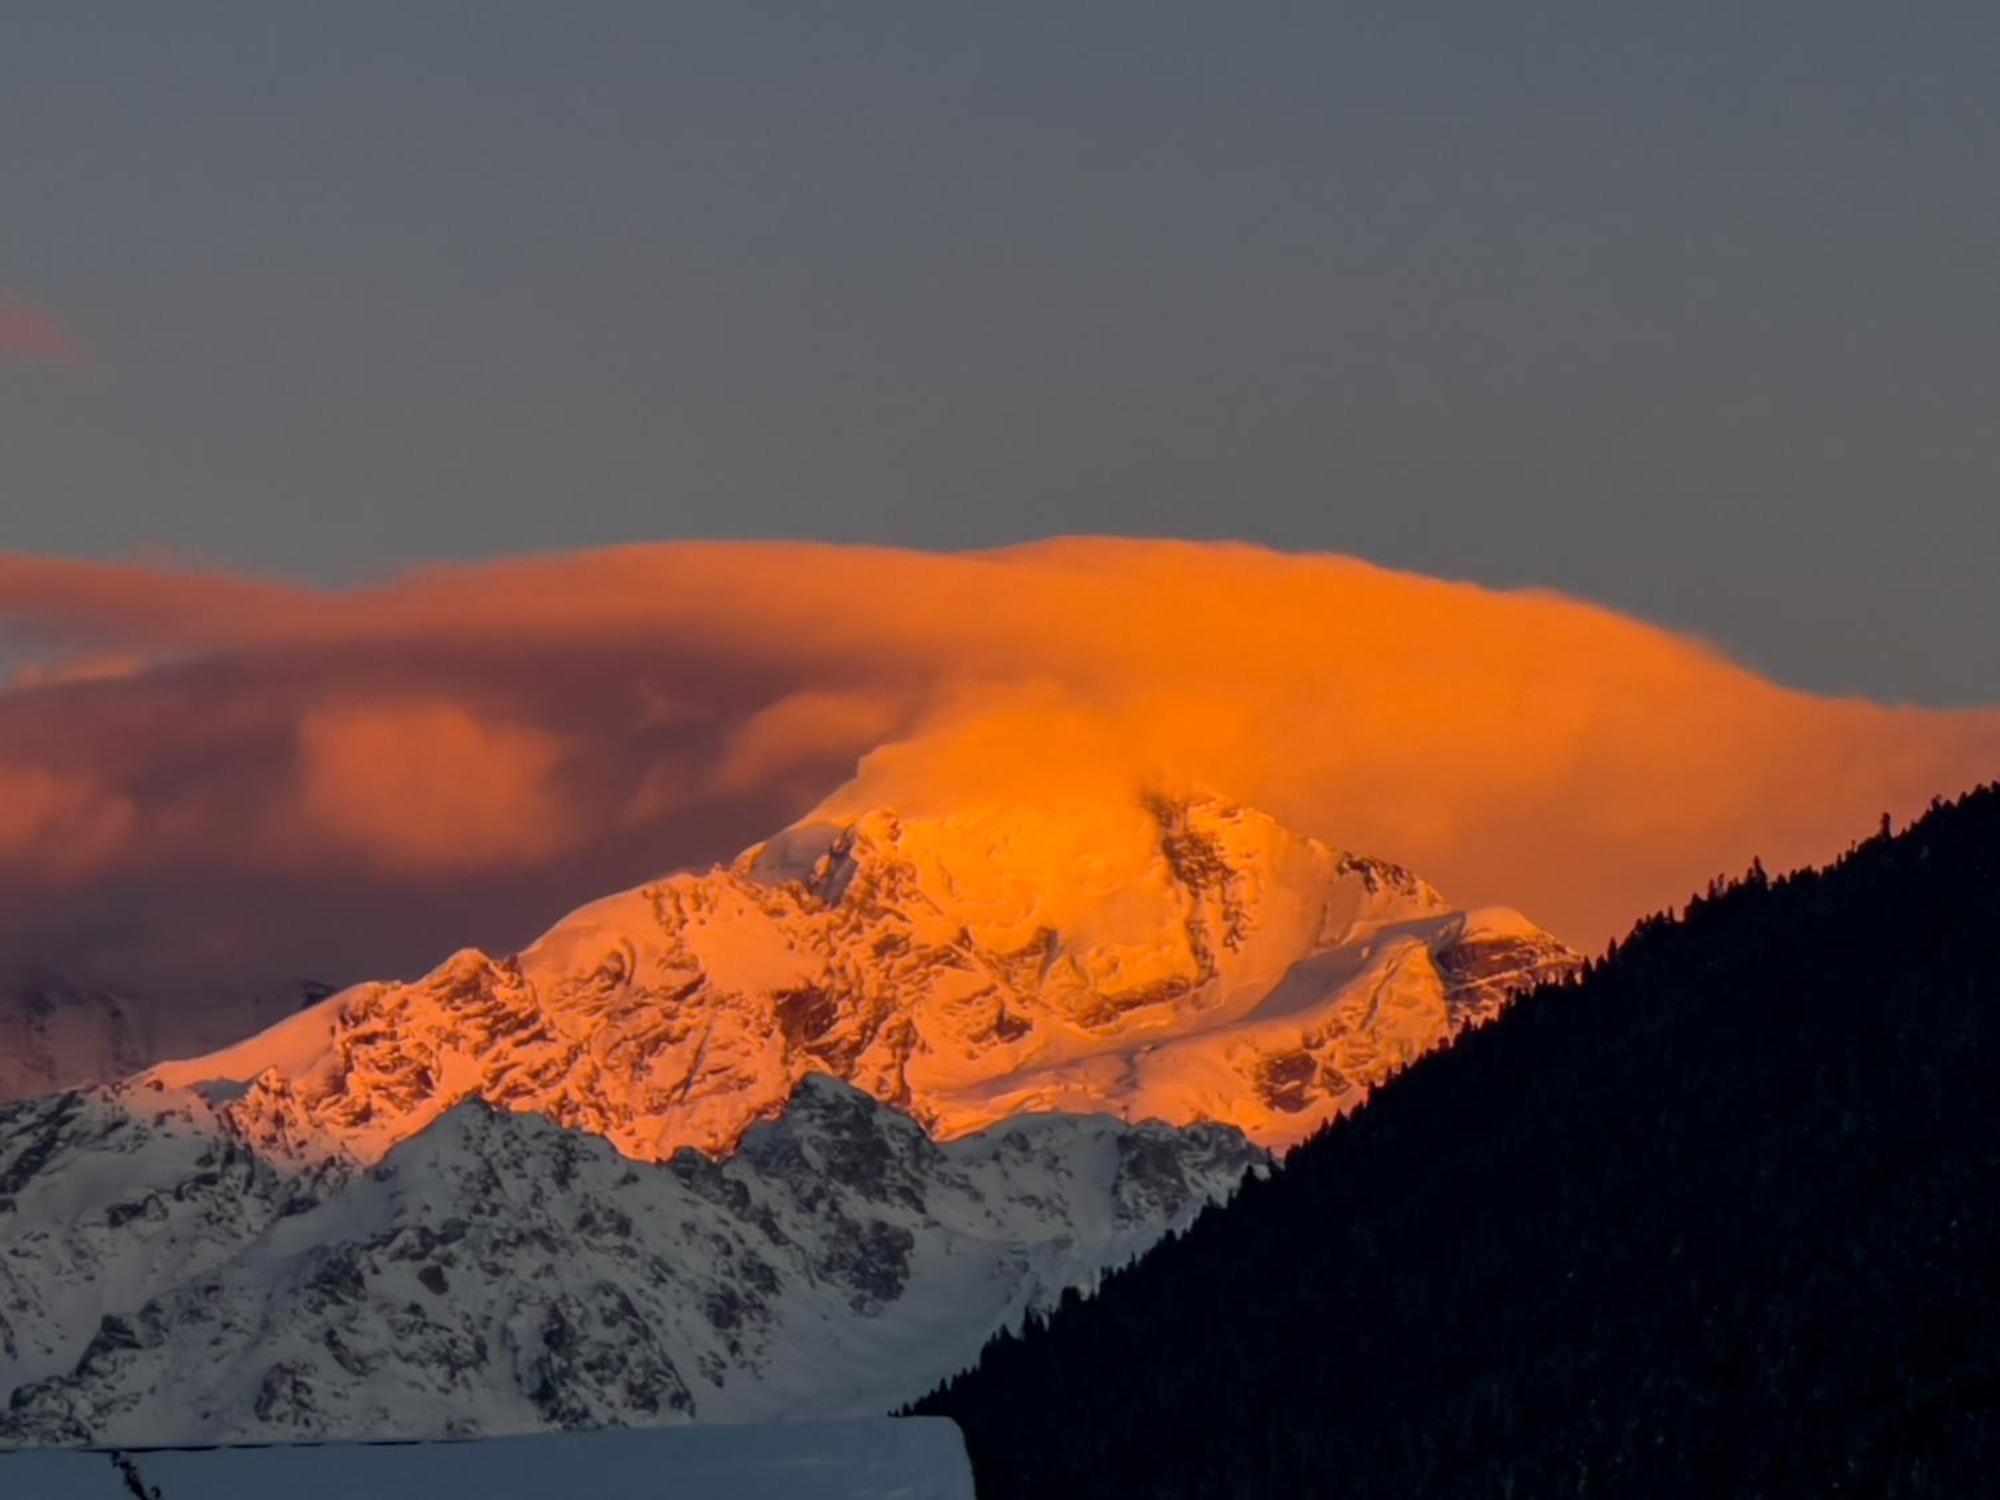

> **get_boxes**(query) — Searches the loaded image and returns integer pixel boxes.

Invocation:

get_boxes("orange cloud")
[4,653,148,691]
[712,689,912,795]
[0,293,91,370]
[294,702,574,871]
[0,762,133,878]
[0,539,1992,1000]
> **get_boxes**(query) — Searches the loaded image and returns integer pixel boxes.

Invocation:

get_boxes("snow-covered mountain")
[0,788,1571,1446]
[0,1074,1257,1445]
[146,790,1576,1165]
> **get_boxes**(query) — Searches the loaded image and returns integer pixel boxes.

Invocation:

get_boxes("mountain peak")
[142,789,1574,1166]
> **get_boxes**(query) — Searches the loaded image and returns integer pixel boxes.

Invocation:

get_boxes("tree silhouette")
[107,1452,163,1500]
[918,785,2000,1498]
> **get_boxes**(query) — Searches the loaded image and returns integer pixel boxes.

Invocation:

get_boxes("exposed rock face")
[0,1077,1258,1446]
[146,791,1575,1164]
[0,791,1572,1448]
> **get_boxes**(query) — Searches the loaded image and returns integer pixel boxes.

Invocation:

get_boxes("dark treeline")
[917,787,2000,1497]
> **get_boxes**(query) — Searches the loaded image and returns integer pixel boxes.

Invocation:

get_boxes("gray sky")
[4,2,1995,705]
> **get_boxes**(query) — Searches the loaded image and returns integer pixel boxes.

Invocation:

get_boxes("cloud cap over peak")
[0,537,1993,996]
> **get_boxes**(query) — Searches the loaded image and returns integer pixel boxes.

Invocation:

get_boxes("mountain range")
[0,787,1568,1442]
[140,790,1572,1166]
[0,1074,1254,1444]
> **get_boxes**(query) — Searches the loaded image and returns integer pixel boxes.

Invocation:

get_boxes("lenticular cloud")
[1,538,1993,993]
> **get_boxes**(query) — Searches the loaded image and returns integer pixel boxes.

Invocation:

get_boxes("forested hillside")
[918,788,2000,1498]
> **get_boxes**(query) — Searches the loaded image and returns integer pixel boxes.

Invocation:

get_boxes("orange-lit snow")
[146,791,1574,1161]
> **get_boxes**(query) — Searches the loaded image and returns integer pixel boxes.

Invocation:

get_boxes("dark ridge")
[108,1451,164,1499]
[915,786,2000,1498]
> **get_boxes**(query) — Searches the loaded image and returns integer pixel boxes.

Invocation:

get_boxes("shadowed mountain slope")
[918,786,2000,1498]
[0,1077,1258,1444]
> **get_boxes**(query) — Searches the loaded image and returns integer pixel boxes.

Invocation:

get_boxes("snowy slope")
[0,790,1570,1447]
[146,791,1575,1163]
[0,1075,1258,1446]
[0,1418,974,1500]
